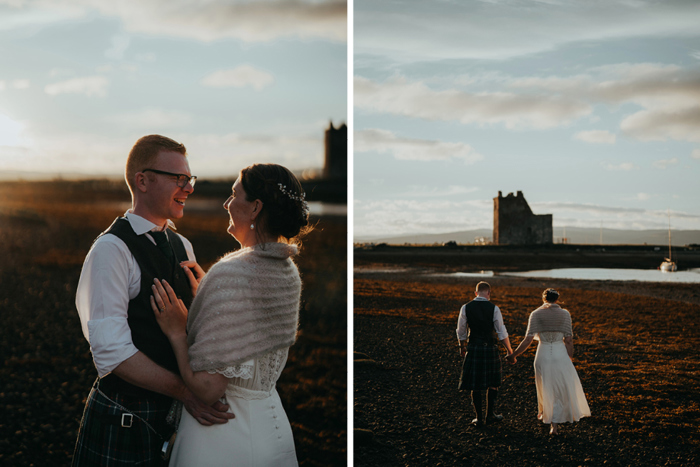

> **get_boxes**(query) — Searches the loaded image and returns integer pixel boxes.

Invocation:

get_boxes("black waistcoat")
[103,217,193,376]
[464,299,496,343]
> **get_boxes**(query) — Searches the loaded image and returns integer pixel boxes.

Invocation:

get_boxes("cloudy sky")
[0,0,346,180]
[354,0,700,240]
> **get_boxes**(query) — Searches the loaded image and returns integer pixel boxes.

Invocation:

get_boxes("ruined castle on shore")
[493,191,552,245]
[323,122,347,180]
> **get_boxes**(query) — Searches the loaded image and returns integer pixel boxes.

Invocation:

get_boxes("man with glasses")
[72,135,233,466]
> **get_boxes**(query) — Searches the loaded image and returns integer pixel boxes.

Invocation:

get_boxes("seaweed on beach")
[0,181,347,466]
[354,270,700,467]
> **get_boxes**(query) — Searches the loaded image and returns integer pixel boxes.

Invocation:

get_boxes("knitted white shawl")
[186,242,301,372]
[525,303,573,339]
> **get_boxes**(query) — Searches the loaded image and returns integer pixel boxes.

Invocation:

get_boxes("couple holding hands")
[456,282,591,435]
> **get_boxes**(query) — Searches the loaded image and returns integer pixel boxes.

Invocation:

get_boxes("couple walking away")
[457,282,591,435]
[72,134,309,466]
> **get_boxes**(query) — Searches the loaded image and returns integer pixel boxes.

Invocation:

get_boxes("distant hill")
[356,227,700,247]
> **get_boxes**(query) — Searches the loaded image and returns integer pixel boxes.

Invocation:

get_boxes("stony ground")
[0,184,347,467]
[354,270,700,467]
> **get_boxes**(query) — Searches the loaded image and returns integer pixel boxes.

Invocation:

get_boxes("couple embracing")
[72,135,308,466]
[456,281,591,435]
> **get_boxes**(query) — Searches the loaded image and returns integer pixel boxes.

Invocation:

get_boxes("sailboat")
[660,210,677,273]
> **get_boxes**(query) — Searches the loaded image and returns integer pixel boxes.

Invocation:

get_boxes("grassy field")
[0,180,347,466]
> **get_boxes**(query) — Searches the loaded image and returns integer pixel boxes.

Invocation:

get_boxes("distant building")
[299,122,347,203]
[493,191,552,245]
[323,122,347,180]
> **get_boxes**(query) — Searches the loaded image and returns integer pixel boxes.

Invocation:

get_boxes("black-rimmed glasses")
[143,169,197,188]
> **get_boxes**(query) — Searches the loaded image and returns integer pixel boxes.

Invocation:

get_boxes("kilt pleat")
[458,344,502,390]
[72,382,172,466]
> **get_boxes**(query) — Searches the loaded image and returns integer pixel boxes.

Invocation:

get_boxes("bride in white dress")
[168,347,297,466]
[508,288,590,435]
[150,163,310,465]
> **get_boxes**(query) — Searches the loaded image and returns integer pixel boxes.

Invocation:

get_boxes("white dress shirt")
[76,211,195,377]
[456,297,509,341]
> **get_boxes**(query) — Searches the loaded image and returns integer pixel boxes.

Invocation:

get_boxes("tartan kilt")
[72,381,173,466]
[458,343,502,391]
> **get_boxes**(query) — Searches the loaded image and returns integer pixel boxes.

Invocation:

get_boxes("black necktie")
[150,230,174,265]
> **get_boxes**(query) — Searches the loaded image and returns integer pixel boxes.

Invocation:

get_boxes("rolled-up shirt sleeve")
[493,306,509,341]
[456,304,468,341]
[76,236,139,377]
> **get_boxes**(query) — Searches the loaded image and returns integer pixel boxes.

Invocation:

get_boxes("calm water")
[447,268,700,283]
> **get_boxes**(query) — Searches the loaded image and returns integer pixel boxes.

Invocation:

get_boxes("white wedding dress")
[169,347,298,467]
[533,332,591,424]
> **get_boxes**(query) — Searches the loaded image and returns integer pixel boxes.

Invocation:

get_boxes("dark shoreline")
[355,243,700,306]
[355,244,700,272]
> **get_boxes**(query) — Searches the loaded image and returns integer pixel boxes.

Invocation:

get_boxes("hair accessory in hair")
[276,182,310,220]
[278,183,306,202]
[548,289,558,294]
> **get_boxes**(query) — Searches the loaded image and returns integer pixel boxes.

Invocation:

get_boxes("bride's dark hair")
[542,288,559,303]
[239,163,312,244]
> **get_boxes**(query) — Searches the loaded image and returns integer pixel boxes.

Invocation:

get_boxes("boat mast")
[667,209,672,261]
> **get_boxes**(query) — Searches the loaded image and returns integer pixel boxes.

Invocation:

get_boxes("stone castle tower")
[493,191,552,245]
[323,122,347,180]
